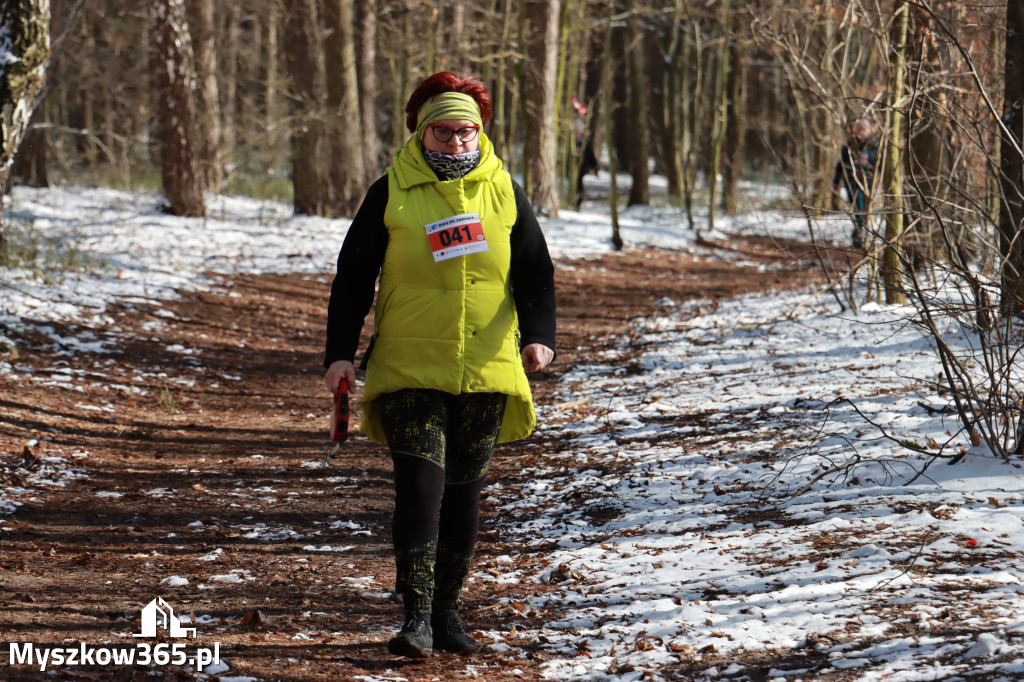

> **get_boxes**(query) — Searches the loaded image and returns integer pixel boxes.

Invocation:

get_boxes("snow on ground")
[2,182,1023,679]
[482,290,1024,679]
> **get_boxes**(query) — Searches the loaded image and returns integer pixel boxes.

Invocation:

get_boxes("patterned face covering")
[423,149,481,181]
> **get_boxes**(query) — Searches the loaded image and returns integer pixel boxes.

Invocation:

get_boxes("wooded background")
[2,1,1021,298]
[3,0,1024,455]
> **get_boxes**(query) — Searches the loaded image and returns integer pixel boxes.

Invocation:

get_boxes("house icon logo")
[132,597,197,638]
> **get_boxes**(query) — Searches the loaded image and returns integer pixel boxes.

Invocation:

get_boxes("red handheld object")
[330,378,349,443]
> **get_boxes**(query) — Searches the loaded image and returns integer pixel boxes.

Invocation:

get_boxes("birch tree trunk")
[999,1,1024,314]
[526,0,560,216]
[152,0,205,218]
[0,0,50,253]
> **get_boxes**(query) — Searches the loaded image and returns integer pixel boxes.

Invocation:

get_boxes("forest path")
[0,235,828,680]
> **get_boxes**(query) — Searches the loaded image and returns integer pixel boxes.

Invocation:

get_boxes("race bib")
[425,212,489,262]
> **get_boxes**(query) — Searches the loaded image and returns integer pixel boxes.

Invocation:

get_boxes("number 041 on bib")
[425,212,490,262]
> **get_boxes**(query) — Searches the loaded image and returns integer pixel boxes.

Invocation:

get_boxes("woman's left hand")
[521,343,554,373]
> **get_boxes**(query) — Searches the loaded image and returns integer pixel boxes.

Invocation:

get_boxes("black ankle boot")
[431,610,478,653]
[387,612,433,658]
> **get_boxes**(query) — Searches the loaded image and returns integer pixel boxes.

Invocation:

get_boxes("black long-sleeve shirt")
[323,176,557,368]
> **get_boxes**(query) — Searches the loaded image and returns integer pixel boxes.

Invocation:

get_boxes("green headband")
[415,92,483,139]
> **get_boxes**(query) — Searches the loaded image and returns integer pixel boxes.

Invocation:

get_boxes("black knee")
[438,475,488,553]
[392,452,445,549]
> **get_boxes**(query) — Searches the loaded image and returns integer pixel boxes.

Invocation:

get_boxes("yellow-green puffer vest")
[359,132,536,445]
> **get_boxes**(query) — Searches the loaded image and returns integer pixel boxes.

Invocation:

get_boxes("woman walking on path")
[323,72,557,659]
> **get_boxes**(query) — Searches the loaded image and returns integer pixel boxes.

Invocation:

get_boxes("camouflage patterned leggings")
[378,388,506,615]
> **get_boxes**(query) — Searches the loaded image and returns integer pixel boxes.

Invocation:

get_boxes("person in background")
[572,117,599,210]
[832,117,878,250]
[323,72,556,659]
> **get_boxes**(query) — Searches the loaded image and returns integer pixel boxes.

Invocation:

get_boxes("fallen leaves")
[239,608,269,630]
[546,563,585,584]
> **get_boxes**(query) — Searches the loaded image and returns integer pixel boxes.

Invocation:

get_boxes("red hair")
[404,72,493,133]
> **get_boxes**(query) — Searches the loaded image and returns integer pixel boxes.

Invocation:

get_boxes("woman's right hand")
[325,360,356,396]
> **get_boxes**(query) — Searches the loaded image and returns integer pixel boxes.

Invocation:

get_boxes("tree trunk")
[626,0,649,206]
[390,1,413,154]
[186,0,222,192]
[282,0,332,216]
[265,4,280,144]
[882,1,908,305]
[0,0,50,254]
[491,0,517,170]
[525,0,560,216]
[450,2,467,73]
[603,0,621,249]
[516,0,530,190]
[707,0,729,232]
[152,0,205,218]
[219,2,239,186]
[355,0,379,183]
[682,12,702,231]
[12,108,48,187]
[662,0,685,200]
[324,0,366,216]
[999,1,1024,314]
[558,0,583,201]
[906,3,961,266]
[721,8,745,214]
[988,16,1003,229]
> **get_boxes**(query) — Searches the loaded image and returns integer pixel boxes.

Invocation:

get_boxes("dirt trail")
[0,236,825,680]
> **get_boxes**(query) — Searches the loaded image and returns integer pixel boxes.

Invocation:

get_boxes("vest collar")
[391,132,503,190]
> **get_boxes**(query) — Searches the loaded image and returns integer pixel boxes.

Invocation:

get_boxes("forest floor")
[1,235,882,682]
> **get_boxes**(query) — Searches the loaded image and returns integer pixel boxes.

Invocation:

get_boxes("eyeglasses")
[428,124,480,143]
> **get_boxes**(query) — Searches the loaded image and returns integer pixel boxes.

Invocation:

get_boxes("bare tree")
[11,108,47,188]
[706,0,730,232]
[659,0,686,201]
[282,0,332,216]
[152,0,205,217]
[355,0,379,182]
[881,1,908,305]
[0,0,49,257]
[186,0,222,192]
[219,2,240,181]
[323,0,366,215]
[998,1,1024,314]
[625,0,649,206]
[0,0,50,190]
[601,0,621,249]
[721,5,746,214]
[524,0,560,216]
